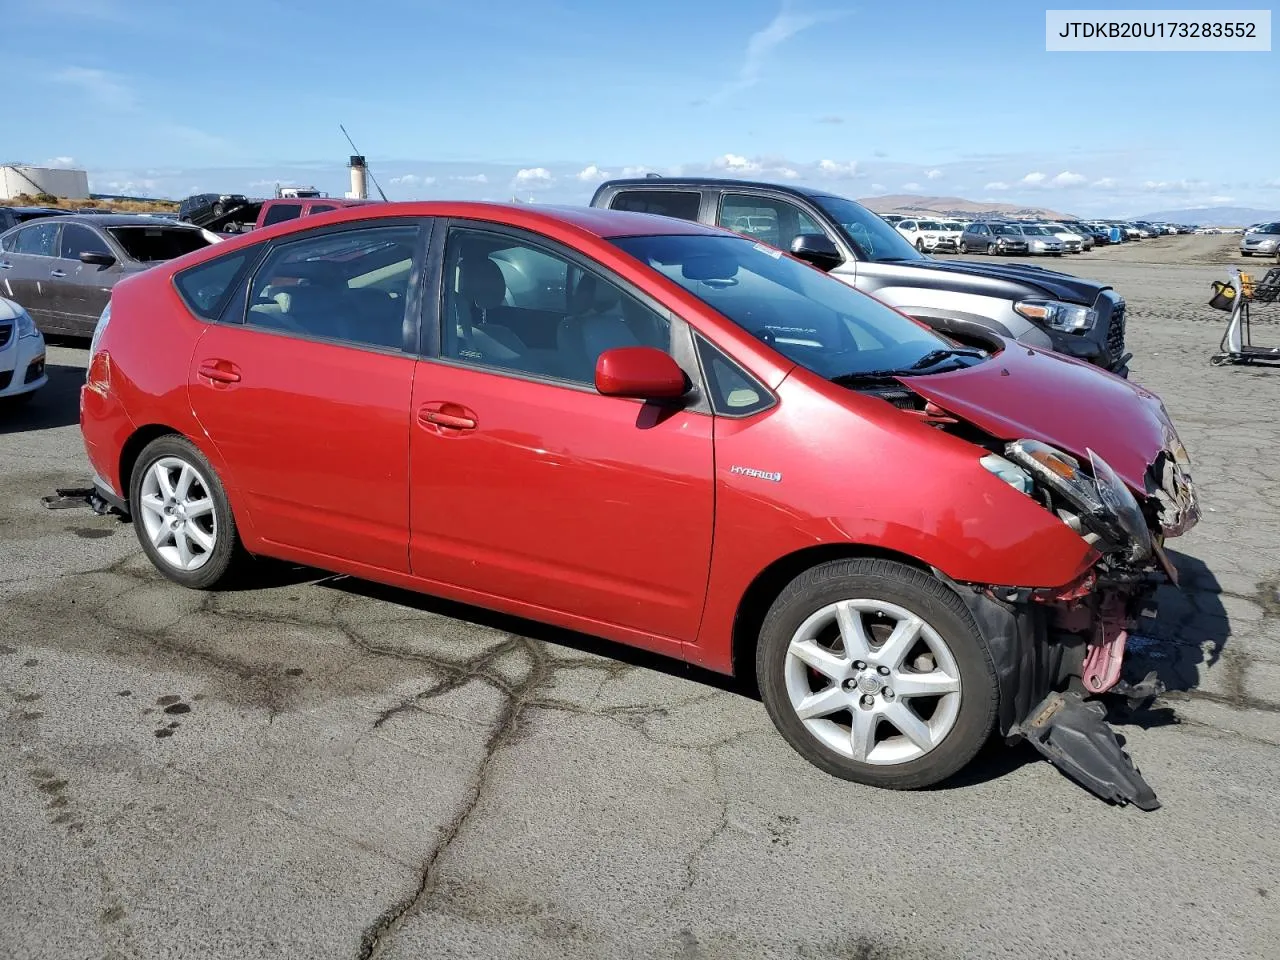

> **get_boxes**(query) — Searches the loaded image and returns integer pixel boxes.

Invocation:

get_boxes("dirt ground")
[2,234,1277,960]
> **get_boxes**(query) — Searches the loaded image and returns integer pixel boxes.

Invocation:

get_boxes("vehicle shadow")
[319,573,750,697]
[0,363,85,434]
[1106,548,1231,729]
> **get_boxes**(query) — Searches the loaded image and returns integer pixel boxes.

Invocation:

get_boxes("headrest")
[458,257,506,310]
[570,273,619,315]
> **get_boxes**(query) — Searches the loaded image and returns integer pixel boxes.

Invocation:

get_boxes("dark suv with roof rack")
[589,178,1131,376]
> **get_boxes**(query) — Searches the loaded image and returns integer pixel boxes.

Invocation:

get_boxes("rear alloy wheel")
[129,435,247,589]
[915,239,925,252]
[757,558,998,789]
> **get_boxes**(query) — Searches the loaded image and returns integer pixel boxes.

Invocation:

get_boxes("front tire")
[756,558,998,790]
[129,435,248,589]
[958,241,968,254]
[915,239,924,252]
[986,242,997,255]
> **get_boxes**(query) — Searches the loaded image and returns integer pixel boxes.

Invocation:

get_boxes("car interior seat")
[453,255,538,370]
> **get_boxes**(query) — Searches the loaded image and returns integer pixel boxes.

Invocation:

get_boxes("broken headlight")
[1005,439,1153,561]
[1087,448,1153,562]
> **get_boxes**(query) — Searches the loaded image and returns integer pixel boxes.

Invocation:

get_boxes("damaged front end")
[943,431,1201,811]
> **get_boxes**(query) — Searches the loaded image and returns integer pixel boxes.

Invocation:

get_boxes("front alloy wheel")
[784,599,961,764]
[757,558,998,790]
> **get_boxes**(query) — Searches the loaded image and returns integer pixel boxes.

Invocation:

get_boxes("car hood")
[904,258,1104,303]
[899,344,1174,494]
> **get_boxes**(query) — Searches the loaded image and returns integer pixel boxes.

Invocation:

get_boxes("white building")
[0,164,91,201]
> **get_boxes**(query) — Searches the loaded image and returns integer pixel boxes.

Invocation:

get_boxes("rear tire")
[128,435,249,590]
[756,558,999,790]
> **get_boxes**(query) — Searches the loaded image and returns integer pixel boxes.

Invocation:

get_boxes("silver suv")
[590,178,1130,376]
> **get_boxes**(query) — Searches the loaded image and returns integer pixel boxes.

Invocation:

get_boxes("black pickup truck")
[589,177,1130,376]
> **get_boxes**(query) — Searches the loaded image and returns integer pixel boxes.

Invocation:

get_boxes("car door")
[407,222,715,644]
[0,221,62,331]
[53,222,120,335]
[187,218,428,573]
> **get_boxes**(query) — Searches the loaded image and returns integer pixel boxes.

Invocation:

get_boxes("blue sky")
[7,0,1278,216]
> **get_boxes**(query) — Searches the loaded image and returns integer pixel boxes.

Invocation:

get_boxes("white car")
[894,218,948,252]
[0,297,47,404]
[1042,222,1087,253]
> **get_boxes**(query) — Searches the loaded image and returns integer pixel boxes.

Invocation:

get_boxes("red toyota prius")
[80,202,1200,807]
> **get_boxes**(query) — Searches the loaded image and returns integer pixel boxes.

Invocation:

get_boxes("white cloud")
[713,153,762,173]
[1263,178,1280,188]
[925,169,943,180]
[452,174,489,184]
[901,182,921,192]
[101,178,160,196]
[514,167,554,186]
[1049,171,1086,187]
[45,156,77,168]
[984,181,1010,190]
[575,164,610,182]
[621,165,652,177]
[869,183,887,193]
[777,167,799,179]
[1092,177,1118,189]
[1021,171,1046,184]
[710,2,846,103]
[1208,195,1235,204]
[51,66,137,111]
[817,158,858,178]
[1141,179,1202,192]
[389,174,436,186]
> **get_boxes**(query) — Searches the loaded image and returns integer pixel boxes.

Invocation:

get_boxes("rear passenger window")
[261,203,302,226]
[175,251,252,320]
[609,190,701,221]
[309,204,336,215]
[695,336,773,416]
[13,222,59,256]
[246,225,419,350]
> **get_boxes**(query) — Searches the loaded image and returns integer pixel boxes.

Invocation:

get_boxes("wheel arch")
[729,542,933,690]
[117,423,184,495]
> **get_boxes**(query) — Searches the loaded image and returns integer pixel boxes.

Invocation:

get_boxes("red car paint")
[80,201,1185,679]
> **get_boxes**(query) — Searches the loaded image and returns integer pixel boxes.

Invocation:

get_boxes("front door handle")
[197,359,242,384]
[418,402,477,431]
[422,410,476,430]
[50,269,66,278]
[0,261,11,269]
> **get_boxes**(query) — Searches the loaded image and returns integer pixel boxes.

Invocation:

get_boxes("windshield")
[992,224,1020,236]
[108,226,214,262]
[1021,225,1050,236]
[1254,222,1280,234]
[810,195,924,262]
[611,233,971,381]
[917,221,942,230]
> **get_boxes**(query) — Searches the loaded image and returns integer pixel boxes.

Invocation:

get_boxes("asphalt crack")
[355,637,549,960]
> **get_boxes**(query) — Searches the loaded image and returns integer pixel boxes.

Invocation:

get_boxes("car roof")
[597,176,847,202]
[245,201,724,241]
[45,214,203,227]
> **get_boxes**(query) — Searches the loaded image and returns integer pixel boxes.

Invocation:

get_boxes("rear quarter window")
[174,250,252,320]
[608,190,701,221]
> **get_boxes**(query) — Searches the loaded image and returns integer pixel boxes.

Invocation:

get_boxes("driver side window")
[440,226,671,387]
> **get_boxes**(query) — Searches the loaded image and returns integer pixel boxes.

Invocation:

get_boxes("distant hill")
[1132,205,1280,226]
[858,193,1075,220]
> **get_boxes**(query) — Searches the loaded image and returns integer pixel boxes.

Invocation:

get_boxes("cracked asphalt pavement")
[2,235,1278,960]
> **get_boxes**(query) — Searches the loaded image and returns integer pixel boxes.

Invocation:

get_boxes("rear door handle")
[198,360,242,384]
[50,269,66,278]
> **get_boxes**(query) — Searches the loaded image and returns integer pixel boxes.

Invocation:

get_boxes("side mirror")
[79,250,116,267]
[595,346,687,401]
[789,233,843,271]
